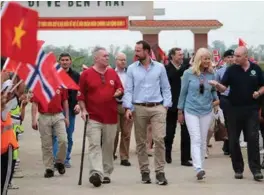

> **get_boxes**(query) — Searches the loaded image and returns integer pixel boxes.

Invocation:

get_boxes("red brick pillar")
[194,33,208,52]
[143,34,159,48]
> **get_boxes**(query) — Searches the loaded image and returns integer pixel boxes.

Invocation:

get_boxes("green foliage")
[259,62,264,70]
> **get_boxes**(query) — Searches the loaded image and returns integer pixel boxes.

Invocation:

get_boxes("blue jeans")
[53,113,76,163]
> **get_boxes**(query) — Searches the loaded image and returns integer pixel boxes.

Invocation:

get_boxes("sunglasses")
[199,74,205,95]
[199,83,204,94]
[100,74,105,84]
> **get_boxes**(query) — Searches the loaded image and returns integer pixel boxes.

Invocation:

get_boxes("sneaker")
[44,169,54,178]
[8,183,19,190]
[102,177,111,184]
[141,172,151,184]
[156,172,168,185]
[120,160,131,166]
[253,172,263,181]
[55,163,66,175]
[234,172,243,179]
[196,170,206,180]
[261,160,264,169]
[65,162,71,168]
[13,170,24,178]
[89,173,102,187]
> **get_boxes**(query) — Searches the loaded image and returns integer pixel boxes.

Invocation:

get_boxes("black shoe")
[156,172,168,185]
[253,172,263,181]
[55,163,65,175]
[165,151,172,164]
[102,177,111,184]
[224,151,230,156]
[234,172,243,179]
[261,160,264,169]
[89,173,102,187]
[141,172,151,184]
[196,170,206,180]
[44,169,54,178]
[113,155,117,160]
[120,160,131,166]
[181,161,192,167]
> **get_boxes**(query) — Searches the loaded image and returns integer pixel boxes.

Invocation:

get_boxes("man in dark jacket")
[165,48,192,166]
[53,53,80,168]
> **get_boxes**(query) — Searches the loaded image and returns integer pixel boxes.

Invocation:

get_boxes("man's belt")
[134,102,161,107]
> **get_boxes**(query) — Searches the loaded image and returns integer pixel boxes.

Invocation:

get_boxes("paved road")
[9,113,264,195]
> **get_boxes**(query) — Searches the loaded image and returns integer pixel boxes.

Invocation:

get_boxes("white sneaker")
[240,142,247,148]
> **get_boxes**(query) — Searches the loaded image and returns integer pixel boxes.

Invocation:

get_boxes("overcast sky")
[38,1,264,51]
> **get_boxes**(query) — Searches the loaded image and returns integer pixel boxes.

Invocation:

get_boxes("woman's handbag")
[213,107,228,141]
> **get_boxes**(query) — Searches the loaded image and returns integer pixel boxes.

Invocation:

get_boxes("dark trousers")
[220,96,230,153]
[1,145,14,195]
[165,110,191,162]
[227,106,261,174]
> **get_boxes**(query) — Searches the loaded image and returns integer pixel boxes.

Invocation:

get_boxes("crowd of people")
[1,40,264,194]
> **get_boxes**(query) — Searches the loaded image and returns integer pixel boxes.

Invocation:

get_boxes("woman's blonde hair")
[191,48,214,76]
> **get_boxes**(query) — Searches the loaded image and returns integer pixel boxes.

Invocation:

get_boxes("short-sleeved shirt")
[221,62,264,108]
[31,88,68,114]
[77,67,124,124]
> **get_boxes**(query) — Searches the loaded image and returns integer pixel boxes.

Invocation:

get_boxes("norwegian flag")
[17,50,60,110]
[54,61,80,90]
[213,49,221,63]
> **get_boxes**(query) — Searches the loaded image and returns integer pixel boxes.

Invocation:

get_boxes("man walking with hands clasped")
[123,40,172,185]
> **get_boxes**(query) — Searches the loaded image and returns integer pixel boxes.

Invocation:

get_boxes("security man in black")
[209,46,264,181]
[165,48,192,166]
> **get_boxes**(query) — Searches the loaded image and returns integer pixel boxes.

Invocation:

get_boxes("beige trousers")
[38,113,67,170]
[133,105,167,173]
[114,104,133,160]
[87,119,117,179]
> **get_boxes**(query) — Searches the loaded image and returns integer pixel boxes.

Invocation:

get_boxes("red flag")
[51,54,79,90]
[1,2,38,64]
[213,49,220,62]
[17,51,60,110]
[239,38,247,47]
[3,58,19,72]
[3,41,44,72]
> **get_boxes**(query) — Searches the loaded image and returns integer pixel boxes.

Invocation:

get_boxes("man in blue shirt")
[215,49,234,156]
[123,40,172,185]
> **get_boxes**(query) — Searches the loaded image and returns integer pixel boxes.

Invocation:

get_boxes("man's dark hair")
[168,47,182,60]
[136,40,151,54]
[1,57,7,71]
[59,52,72,60]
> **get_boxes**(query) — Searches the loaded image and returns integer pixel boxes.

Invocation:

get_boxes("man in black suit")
[165,48,192,166]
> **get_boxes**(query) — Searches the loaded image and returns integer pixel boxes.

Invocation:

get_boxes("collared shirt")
[122,60,172,110]
[221,62,264,108]
[115,68,127,88]
[177,69,218,116]
[115,68,127,102]
[77,67,124,124]
[31,88,68,114]
[215,64,230,96]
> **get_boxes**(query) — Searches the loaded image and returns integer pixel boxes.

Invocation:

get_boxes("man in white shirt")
[113,52,133,166]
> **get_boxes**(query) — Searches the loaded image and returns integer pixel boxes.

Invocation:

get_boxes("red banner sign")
[38,17,128,30]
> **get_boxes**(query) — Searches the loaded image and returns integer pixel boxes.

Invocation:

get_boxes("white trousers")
[184,111,212,172]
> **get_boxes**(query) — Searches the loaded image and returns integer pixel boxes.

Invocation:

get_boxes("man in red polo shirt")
[31,87,69,178]
[78,46,123,187]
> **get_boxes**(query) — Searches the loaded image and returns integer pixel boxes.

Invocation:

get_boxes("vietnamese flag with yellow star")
[1,2,38,65]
